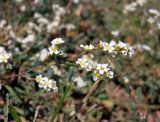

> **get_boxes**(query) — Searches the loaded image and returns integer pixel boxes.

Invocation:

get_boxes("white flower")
[73,76,87,88]
[147,17,155,24]
[20,5,26,12]
[0,54,10,63]
[96,64,109,75]
[21,34,35,44]
[37,17,49,25]
[36,75,43,83]
[80,44,94,51]
[0,19,6,29]
[124,76,129,83]
[92,62,114,81]
[76,58,88,69]
[123,2,137,13]
[51,38,64,45]
[51,65,62,76]
[0,47,11,63]
[115,41,128,55]
[48,45,59,55]
[99,41,115,53]
[34,13,42,19]
[42,78,53,90]
[111,30,119,37]
[48,38,64,55]
[136,0,147,6]
[47,21,59,32]
[73,0,79,4]
[35,75,58,92]
[39,48,48,61]
[106,71,114,79]
[148,9,160,17]
[34,0,43,4]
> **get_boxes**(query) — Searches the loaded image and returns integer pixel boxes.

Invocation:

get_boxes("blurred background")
[0,0,160,121]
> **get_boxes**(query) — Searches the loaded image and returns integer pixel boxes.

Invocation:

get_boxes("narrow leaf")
[5,85,21,103]
[8,105,22,122]
[136,87,144,101]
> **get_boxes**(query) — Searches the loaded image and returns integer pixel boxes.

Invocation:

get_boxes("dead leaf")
[101,99,114,110]
[76,4,84,17]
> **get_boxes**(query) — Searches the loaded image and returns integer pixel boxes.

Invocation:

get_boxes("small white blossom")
[48,45,59,55]
[80,44,94,51]
[39,48,48,61]
[73,76,87,88]
[0,19,6,29]
[96,64,109,75]
[99,41,115,53]
[124,76,129,83]
[36,75,43,83]
[148,9,160,17]
[73,0,79,4]
[76,55,96,71]
[123,2,137,13]
[20,5,26,12]
[93,63,114,81]
[51,65,62,76]
[76,57,89,69]
[136,0,147,6]
[35,75,58,92]
[111,30,119,37]
[19,34,36,47]
[51,38,64,45]
[48,38,64,55]
[0,47,11,63]
[147,17,155,24]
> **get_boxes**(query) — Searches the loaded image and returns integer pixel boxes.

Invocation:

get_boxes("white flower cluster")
[147,9,160,29]
[76,55,113,81]
[76,40,134,81]
[48,38,64,55]
[123,0,147,13]
[80,44,94,51]
[0,47,12,63]
[35,75,58,92]
[93,63,114,81]
[0,20,36,48]
[47,4,65,33]
[99,40,134,57]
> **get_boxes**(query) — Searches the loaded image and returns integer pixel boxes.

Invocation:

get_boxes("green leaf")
[136,87,144,101]
[4,85,22,103]
[8,105,22,122]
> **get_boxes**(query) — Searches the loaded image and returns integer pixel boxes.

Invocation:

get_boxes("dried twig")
[33,105,40,122]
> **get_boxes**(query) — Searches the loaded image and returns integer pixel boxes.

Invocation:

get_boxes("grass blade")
[50,83,72,122]
[8,105,22,122]
[4,94,9,122]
